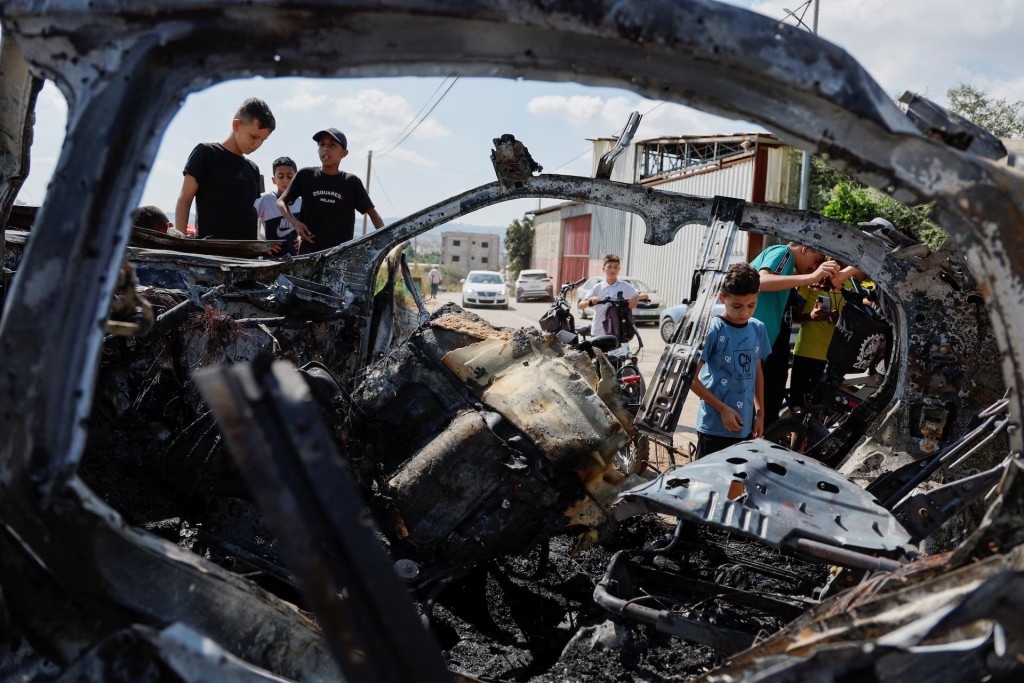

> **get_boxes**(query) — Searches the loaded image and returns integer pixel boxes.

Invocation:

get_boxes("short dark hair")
[273,156,297,172]
[721,263,760,296]
[131,205,170,232]
[603,254,621,267]
[235,97,276,131]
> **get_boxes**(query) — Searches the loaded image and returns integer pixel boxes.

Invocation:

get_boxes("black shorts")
[696,431,751,459]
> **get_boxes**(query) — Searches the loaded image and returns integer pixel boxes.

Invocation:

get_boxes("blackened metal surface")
[709,546,1024,682]
[617,441,911,556]
[195,359,451,683]
[0,38,39,305]
[346,307,632,573]
[0,1,1022,681]
[130,228,284,257]
[900,91,1007,160]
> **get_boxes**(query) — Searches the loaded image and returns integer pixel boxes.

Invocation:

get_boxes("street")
[424,290,700,460]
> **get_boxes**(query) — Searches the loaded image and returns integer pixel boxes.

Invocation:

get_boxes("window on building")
[452,255,460,262]
[481,241,488,248]
[453,240,461,246]
[481,257,489,264]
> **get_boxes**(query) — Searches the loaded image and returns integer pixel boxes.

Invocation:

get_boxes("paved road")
[424,290,700,459]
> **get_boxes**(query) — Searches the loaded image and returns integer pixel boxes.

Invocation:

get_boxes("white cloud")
[281,82,327,110]
[373,146,439,168]
[527,94,755,138]
[332,89,451,150]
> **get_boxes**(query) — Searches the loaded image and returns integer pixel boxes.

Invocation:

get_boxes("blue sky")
[14,0,1024,228]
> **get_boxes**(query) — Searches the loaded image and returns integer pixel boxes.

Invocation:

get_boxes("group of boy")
[691,241,859,458]
[173,97,383,256]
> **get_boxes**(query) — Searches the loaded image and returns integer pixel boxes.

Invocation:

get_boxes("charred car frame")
[2,1,1024,682]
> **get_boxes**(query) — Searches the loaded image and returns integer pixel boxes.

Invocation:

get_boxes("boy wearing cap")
[277,127,384,254]
[175,97,276,240]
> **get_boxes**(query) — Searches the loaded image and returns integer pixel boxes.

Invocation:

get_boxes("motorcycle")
[540,279,649,475]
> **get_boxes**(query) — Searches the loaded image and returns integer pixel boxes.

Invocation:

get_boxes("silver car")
[515,269,554,301]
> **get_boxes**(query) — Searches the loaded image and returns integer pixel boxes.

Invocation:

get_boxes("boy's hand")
[752,410,765,438]
[810,301,829,321]
[721,407,744,432]
[812,260,840,282]
[293,219,314,243]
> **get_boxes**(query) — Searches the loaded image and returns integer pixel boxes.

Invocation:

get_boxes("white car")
[515,269,554,301]
[577,275,663,324]
[461,270,509,309]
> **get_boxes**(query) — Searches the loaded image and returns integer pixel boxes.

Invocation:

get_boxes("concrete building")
[441,231,500,274]
[530,133,798,308]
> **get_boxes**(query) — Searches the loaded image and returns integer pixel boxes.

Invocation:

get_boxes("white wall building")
[530,133,798,308]
[442,231,500,274]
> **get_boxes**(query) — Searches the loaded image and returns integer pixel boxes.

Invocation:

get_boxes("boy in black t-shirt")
[277,127,384,254]
[175,98,276,241]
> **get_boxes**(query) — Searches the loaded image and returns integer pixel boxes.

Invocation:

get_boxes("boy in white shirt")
[254,156,301,256]
[578,253,642,337]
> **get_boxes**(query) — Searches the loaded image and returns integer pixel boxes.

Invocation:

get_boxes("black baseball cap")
[313,128,347,149]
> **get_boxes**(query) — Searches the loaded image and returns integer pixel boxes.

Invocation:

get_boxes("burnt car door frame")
[2,0,1023,676]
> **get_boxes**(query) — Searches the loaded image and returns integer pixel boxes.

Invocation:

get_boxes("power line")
[376,77,460,158]
[550,147,592,173]
[371,166,397,212]
[643,100,666,116]
[373,77,454,154]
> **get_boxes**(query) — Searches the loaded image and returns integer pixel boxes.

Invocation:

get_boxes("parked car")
[515,269,554,301]
[461,270,509,308]
[659,300,725,342]
[577,276,662,325]
[659,300,801,347]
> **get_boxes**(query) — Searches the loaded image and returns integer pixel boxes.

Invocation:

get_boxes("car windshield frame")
[467,273,503,285]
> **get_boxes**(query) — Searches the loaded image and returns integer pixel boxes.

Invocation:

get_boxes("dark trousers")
[696,431,751,459]
[789,356,827,410]
[762,325,792,428]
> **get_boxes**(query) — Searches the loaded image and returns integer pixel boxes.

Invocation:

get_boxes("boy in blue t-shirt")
[692,263,773,458]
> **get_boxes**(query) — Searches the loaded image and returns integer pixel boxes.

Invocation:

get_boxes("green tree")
[821,181,946,249]
[505,216,534,277]
[947,83,1024,138]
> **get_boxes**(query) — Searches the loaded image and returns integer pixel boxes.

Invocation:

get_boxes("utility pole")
[362,150,373,236]
[798,0,820,211]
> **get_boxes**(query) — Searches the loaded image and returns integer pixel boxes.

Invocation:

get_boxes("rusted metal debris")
[1,1,1024,681]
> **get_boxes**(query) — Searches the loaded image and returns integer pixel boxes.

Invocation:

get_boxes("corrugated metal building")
[530,133,797,308]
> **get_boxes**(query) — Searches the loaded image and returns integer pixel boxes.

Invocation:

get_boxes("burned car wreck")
[2,1,1024,682]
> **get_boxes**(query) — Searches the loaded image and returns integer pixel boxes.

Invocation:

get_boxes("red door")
[559,215,591,285]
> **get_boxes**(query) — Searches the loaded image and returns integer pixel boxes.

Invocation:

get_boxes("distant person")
[750,242,839,427]
[131,205,184,237]
[578,253,642,339]
[691,263,772,458]
[428,266,442,299]
[175,97,276,240]
[277,127,384,255]
[255,156,301,256]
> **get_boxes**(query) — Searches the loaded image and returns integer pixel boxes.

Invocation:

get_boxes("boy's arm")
[830,265,865,289]
[758,259,840,292]
[175,174,199,235]
[752,359,766,438]
[367,207,385,230]
[277,191,312,242]
[689,360,745,432]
